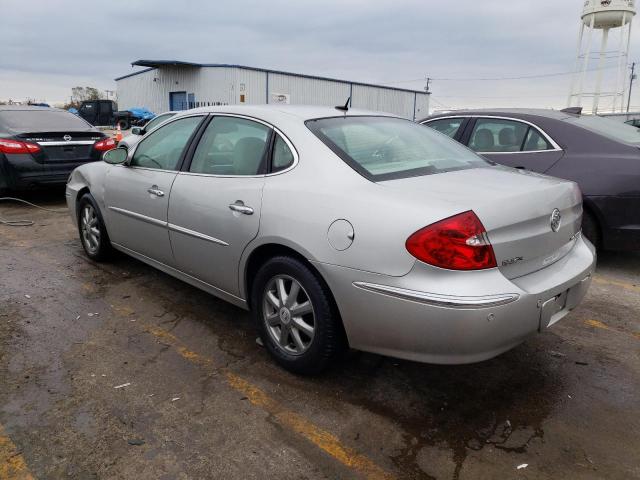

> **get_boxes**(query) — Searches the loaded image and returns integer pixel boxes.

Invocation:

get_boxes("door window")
[189,116,270,175]
[424,118,464,138]
[131,116,202,170]
[469,118,552,153]
[271,135,295,172]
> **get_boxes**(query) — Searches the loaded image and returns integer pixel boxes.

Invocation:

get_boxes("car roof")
[423,108,576,122]
[176,104,399,122]
[0,105,65,112]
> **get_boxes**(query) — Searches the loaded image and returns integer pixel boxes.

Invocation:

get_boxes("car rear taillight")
[94,137,116,152]
[0,138,41,154]
[406,210,497,271]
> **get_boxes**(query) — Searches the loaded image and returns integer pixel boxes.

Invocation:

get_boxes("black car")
[0,106,115,194]
[420,109,640,251]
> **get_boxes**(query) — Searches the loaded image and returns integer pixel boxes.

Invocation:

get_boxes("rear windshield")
[0,110,93,133]
[565,115,640,145]
[306,116,490,181]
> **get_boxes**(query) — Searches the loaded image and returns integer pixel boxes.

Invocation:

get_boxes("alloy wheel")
[262,275,315,355]
[81,204,101,254]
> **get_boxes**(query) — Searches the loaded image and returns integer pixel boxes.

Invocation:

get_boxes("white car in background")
[118,111,177,149]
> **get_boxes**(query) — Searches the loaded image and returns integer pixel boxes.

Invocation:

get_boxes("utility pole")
[628,62,636,113]
[425,77,431,94]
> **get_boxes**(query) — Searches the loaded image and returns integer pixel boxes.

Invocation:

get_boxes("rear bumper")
[0,153,98,189]
[314,235,596,364]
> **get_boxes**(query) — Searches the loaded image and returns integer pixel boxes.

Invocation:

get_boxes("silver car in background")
[117,111,177,150]
[66,105,595,374]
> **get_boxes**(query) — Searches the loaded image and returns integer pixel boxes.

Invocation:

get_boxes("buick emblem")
[550,209,562,233]
[63,135,72,142]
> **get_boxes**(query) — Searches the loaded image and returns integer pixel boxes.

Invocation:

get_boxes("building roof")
[115,60,428,95]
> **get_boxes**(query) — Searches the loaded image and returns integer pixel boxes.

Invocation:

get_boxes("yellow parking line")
[145,325,394,480]
[585,319,640,341]
[0,424,35,480]
[593,275,640,293]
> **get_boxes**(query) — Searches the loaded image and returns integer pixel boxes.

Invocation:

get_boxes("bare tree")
[64,87,104,109]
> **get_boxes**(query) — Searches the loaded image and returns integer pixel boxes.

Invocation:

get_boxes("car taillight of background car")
[93,137,116,152]
[0,138,41,154]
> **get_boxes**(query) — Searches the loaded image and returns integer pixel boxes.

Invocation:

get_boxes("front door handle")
[147,186,165,197]
[229,201,254,215]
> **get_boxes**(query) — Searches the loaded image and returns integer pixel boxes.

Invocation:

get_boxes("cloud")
[1,0,638,111]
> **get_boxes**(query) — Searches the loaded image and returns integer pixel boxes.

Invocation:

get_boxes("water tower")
[568,0,636,113]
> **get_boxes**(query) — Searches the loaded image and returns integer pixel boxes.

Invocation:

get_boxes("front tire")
[252,256,345,375]
[78,194,113,261]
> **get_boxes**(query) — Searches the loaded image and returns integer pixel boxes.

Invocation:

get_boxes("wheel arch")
[241,240,331,311]
[582,196,605,247]
[75,186,91,218]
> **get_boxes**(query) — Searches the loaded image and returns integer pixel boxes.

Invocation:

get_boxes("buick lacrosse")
[66,105,596,374]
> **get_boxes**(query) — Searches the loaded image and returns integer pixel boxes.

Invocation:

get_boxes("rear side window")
[424,118,464,138]
[131,116,202,170]
[189,116,270,175]
[0,110,93,133]
[469,118,552,153]
[272,135,295,172]
[307,116,490,181]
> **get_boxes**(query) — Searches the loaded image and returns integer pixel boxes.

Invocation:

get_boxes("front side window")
[307,116,490,181]
[469,118,551,153]
[189,116,270,175]
[131,116,202,170]
[424,118,464,138]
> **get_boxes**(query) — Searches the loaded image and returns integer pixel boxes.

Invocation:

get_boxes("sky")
[2,0,640,113]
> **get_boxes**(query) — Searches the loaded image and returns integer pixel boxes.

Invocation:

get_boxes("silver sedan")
[66,105,596,374]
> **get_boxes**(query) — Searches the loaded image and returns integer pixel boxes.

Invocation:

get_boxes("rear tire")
[582,209,600,249]
[251,256,346,375]
[78,193,113,262]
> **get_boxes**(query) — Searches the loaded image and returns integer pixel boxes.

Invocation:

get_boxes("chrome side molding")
[353,282,520,309]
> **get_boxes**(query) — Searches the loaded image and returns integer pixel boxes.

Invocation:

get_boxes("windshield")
[306,116,490,181]
[145,113,176,132]
[0,110,93,133]
[565,115,640,145]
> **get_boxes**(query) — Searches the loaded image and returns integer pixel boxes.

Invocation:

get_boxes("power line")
[385,64,622,84]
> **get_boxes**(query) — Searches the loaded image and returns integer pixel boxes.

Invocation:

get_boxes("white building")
[115,60,430,120]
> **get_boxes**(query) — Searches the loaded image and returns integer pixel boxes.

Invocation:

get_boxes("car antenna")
[561,107,582,115]
[335,97,351,112]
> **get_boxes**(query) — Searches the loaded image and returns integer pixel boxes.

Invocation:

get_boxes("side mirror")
[131,127,143,135]
[103,147,128,165]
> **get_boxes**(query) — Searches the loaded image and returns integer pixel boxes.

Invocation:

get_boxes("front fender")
[65,162,110,229]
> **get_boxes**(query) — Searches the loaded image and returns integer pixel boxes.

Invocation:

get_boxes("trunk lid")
[17,131,104,163]
[380,166,583,279]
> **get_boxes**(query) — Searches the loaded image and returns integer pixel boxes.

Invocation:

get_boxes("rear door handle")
[229,201,254,215]
[147,186,165,197]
